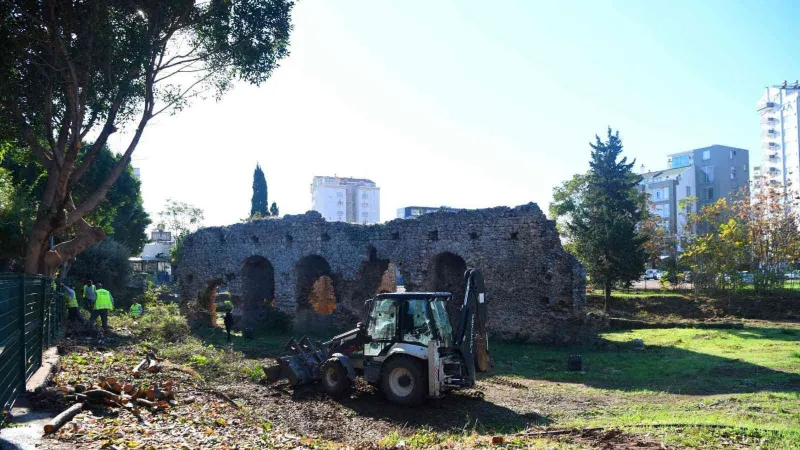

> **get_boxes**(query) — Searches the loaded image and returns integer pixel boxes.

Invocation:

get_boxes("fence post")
[18,273,26,385]
[39,278,47,349]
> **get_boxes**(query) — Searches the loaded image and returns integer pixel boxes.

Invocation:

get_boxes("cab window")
[400,299,433,346]
[366,298,397,356]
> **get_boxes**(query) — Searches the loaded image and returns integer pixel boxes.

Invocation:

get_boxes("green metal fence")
[0,274,65,414]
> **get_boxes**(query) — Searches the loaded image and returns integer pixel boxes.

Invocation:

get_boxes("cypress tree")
[270,202,279,217]
[569,128,648,308]
[250,164,268,218]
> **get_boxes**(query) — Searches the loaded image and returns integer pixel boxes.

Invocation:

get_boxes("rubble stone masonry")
[177,203,598,343]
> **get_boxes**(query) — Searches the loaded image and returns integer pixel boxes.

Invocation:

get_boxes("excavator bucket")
[268,336,328,387]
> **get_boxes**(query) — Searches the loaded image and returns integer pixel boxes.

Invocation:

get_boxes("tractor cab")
[363,293,454,357]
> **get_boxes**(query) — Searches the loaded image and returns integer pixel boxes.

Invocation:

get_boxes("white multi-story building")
[311,176,380,224]
[757,85,800,200]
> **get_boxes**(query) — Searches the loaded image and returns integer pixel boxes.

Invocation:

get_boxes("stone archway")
[235,255,275,330]
[295,255,338,329]
[427,251,468,323]
[199,278,224,327]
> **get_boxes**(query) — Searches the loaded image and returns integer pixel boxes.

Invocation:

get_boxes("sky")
[109,0,800,228]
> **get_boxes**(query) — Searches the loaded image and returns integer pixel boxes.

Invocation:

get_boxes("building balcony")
[761,141,781,151]
[760,116,779,126]
[758,101,779,112]
[761,129,779,138]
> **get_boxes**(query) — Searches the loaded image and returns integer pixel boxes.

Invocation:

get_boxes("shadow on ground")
[492,329,800,395]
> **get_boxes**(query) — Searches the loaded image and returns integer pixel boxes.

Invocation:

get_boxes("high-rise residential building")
[757,86,800,200]
[639,145,749,241]
[311,176,380,224]
[396,206,461,219]
[133,167,141,180]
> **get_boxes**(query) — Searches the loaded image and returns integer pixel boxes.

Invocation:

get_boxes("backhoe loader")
[266,268,490,406]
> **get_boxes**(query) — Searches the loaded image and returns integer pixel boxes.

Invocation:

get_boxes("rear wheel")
[321,359,352,399]
[380,356,427,407]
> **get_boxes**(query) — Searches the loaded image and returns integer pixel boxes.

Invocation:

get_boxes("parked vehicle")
[785,270,800,280]
[644,269,663,280]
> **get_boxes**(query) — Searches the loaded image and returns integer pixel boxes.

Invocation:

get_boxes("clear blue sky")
[111,0,799,227]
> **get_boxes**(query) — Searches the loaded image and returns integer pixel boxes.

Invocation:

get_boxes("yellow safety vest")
[130,304,143,317]
[65,291,78,308]
[94,289,113,310]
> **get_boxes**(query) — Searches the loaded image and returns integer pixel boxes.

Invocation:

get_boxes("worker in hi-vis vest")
[130,299,143,318]
[88,283,114,335]
[61,282,85,326]
[83,280,96,311]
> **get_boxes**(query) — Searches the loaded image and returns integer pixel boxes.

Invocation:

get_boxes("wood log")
[64,394,89,403]
[43,403,83,434]
[135,398,155,408]
[83,389,120,403]
[133,358,150,376]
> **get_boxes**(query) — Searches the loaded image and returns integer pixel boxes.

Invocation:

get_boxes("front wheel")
[320,359,352,399]
[380,356,428,407]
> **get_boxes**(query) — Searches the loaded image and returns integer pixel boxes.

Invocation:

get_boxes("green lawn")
[492,325,800,448]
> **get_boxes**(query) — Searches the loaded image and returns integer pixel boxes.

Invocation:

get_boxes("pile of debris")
[43,353,183,435]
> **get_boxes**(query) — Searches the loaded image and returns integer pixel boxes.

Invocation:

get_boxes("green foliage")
[549,172,588,257]
[218,300,234,312]
[557,129,648,301]
[76,147,151,254]
[130,302,191,344]
[70,238,132,293]
[262,307,293,334]
[269,202,279,217]
[159,199,204,237]
[250,164,268,218]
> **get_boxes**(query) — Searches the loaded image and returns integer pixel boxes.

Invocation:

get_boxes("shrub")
[217,300,233,312]
[70,238,131,292]
[129,302,191,343]
[262,307,293,334]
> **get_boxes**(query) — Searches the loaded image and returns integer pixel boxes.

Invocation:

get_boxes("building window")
[336,192,344,198]
[701,166,714,183]
[663,187,670,200]
[361,212,369,217]
[703,150,711,160]
[361,202,369,207]
[730,166,736,180]
[729,149,736,159]
[361,193,368,199]
[703,187,714,200]
[664,204,670,216]
[686,186,691,196]
[672,155,691,168]
[337,210,343,216]
[655,190,661,200]
[337,200,343,206]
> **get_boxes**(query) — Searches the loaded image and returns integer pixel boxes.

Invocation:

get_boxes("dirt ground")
[223,374,664,448]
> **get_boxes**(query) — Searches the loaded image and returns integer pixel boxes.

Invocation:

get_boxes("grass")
[490,324,800,448]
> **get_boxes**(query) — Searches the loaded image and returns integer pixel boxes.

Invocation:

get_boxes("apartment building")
[311,176,380,224]
[757,85,800,202]
[640,145,750,238]
[396,206,461,219]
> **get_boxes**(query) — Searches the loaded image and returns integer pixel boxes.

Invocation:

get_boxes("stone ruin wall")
[177,203,595,344]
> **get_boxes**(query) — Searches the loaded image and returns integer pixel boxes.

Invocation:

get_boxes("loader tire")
[380,356,427,407]
[321,359,352,399]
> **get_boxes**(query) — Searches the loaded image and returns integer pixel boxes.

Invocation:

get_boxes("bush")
[262,307,293,334]
[217,300,233,312]
[118,302,191,343]
[70,238,131,293]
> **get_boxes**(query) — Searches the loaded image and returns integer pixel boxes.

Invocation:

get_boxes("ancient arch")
[233,255,275,330]
[427,251,468,322]
[295,255,338,330]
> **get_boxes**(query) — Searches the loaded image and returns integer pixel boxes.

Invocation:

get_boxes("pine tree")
[569,128,648,308]
[270,202,279,217]
[250,164,268,218]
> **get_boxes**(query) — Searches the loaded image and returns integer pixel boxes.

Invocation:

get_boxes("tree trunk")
[23,219,53,275]
[604,282,611,312]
